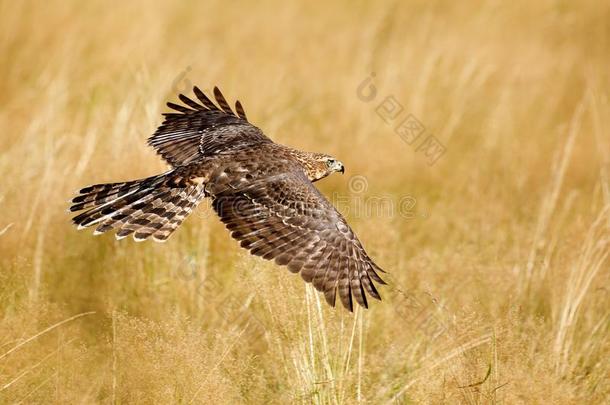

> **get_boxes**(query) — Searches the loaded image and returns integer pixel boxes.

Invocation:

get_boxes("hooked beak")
[333,160,345,174]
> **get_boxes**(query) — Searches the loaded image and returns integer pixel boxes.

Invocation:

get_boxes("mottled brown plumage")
[70,86,386,311]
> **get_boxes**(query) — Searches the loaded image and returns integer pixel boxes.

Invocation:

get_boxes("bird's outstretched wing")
[148,86,272,167]
[212,170,386,311]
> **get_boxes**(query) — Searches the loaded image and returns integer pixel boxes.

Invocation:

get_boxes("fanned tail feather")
[70,172,206,242]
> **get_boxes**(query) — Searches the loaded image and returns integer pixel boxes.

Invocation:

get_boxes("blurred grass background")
[1,0,609,403]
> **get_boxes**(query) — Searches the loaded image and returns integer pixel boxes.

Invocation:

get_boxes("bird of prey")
[70,86,386,311]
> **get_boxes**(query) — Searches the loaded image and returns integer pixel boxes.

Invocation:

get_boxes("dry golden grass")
[1,0,609,403]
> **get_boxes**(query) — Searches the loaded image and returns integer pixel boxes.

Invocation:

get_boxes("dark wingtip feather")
[365,275,382,300]
[167,101,192,113]
[213,87,233,115]
[373,262,387,273]
[324,287,337,308]
[359,284,369,309]
[368,264,387,285]
[235,100,247,120]
[340,283,354,312]
[178,94,203,110]
[193,86,218,110]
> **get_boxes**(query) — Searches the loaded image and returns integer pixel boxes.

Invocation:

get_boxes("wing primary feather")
[350,262,368,309]
[235,100,247,120]
[361,273,381,300]
[178,94,203,110]
[193,86,219,110]
[213,87,234,115]
[166,102,193,113]
[367,264,387,285]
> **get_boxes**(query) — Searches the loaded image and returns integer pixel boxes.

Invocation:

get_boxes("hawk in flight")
[70,86,386,311]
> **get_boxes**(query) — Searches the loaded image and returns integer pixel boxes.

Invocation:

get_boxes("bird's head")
[308,154,344,181]
[289,150,345,182]
[323,155,345,175]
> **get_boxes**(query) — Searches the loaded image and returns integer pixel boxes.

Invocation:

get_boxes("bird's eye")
[326,159,335,167]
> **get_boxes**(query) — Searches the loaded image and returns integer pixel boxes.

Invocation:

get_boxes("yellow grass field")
[1,1,608,403]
